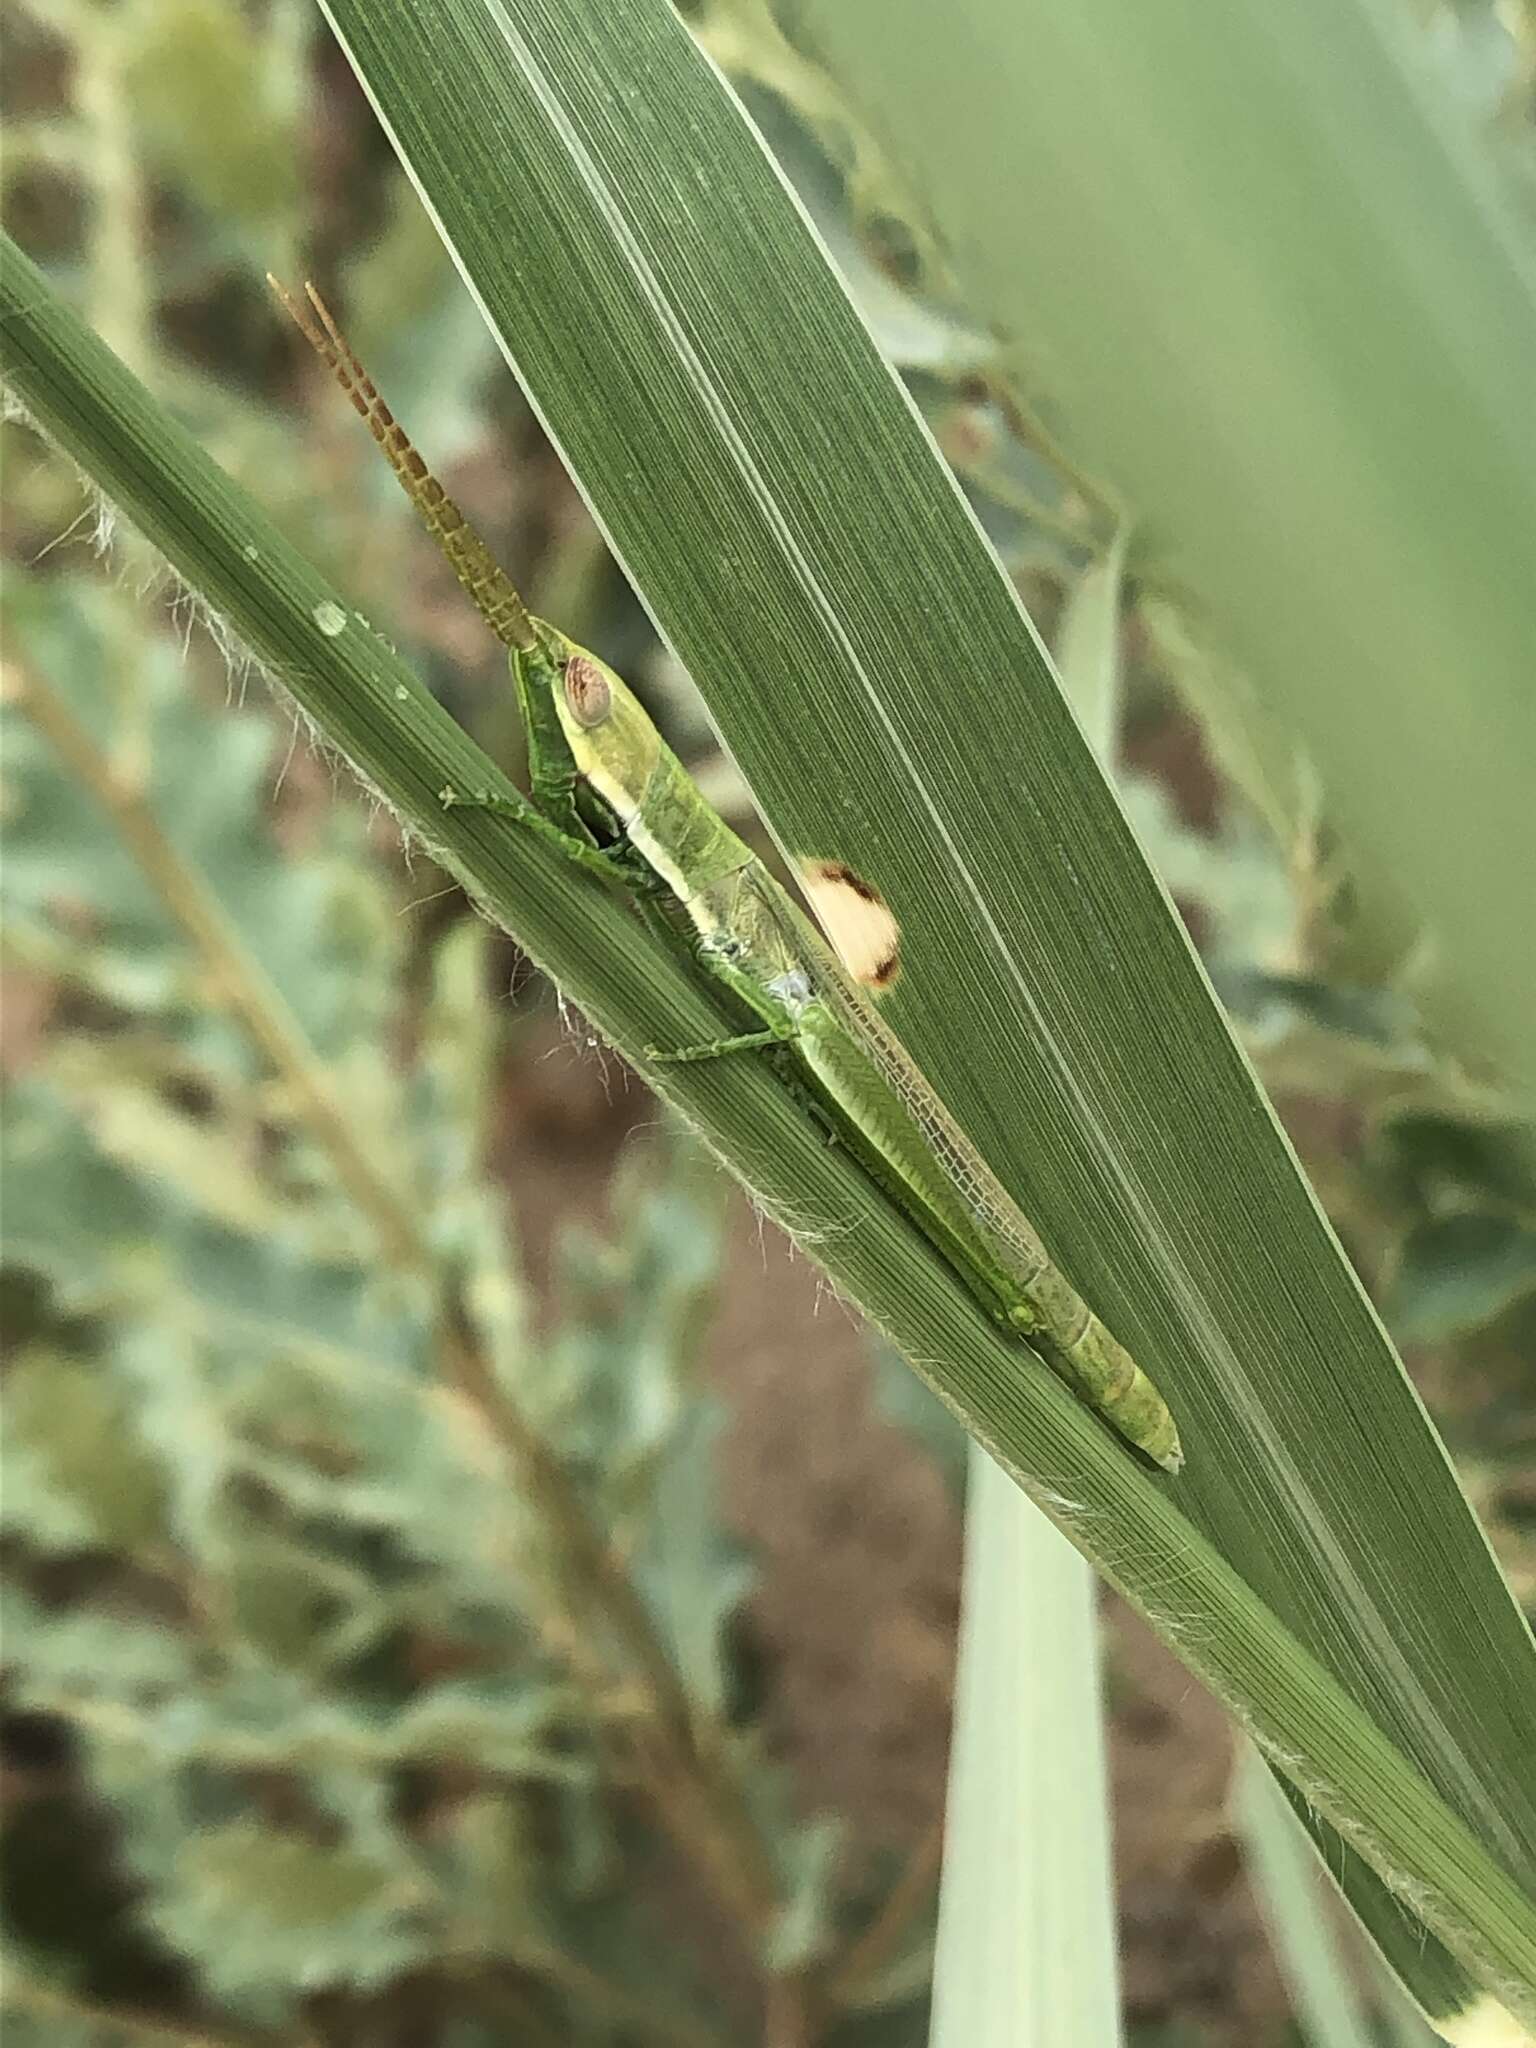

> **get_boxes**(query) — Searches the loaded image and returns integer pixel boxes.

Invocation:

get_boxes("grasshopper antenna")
[269,276,538,655]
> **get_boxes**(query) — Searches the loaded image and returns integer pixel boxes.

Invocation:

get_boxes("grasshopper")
[273,280,1183,1474]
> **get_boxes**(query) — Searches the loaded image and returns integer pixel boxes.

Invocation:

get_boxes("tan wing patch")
[797,859,902,992]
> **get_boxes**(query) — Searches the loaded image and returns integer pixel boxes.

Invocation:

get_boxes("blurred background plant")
[2,0,1531,2043]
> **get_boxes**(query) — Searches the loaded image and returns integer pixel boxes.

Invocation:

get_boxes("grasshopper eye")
[563,654,611,728]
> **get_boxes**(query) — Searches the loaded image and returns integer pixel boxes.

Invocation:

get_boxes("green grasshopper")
[273,281,1184,1475]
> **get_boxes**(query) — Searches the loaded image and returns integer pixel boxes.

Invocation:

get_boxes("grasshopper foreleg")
[440,782,636,887]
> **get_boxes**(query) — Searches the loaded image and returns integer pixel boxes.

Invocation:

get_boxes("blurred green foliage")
[3,0,1532,2040]
[1,576,833,2043]
[0,560,962,2040]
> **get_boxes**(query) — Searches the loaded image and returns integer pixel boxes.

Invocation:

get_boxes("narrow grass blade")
[1237,1748,1377,2048]
[932,1451,1121,2046]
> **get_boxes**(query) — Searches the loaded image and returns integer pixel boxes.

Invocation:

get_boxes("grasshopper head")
[551,649,662,830]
